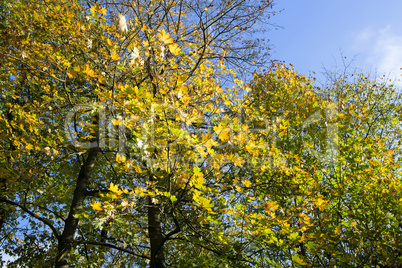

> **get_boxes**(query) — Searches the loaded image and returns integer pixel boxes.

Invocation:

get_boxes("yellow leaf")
[91,201,103,211]
[335,226,342,235]
[177,173,189,184]
[382,188,389,196]
[107,38,113,47]
[243,179,251,188]
[100,7,107,15]
[159,87,168,94]
[90,5,97,16]
[67,71,76,79]
[387,149,393,159]
[218,127,231,142]
[198,147,208,158]
[116,152,126,162]
[195,195,212,210]
[85,64,97,77]
[98,76,106,84]
[111,50,121,61]
[168,43,181,55]
[314,197,327,211]
[352,221,358,231]
[157,29,174,44]
[108,182,122,196]
[234,156,244,167]
[216,86,224,93]
[292,254,308,265]
[264,201,279,212]
[195,173,204,185]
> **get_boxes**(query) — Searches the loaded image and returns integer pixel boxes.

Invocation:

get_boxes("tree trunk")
[0,178,8,234]
[55,147,99,268]
[148,196,165,268]
[0,110,17,234]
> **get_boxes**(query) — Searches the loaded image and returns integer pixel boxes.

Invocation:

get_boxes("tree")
[238,63,402,267]
[0,0,276,267]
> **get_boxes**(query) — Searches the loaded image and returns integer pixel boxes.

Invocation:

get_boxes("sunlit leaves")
[214,125,231,142]
[157,29,174,45]
[84,64,97,77]
[238,63,402,267]
[168,43,181,56]
[91,201,103,211]
[111,50,121,61]
[108,182,122,196]
[3,0,401,267]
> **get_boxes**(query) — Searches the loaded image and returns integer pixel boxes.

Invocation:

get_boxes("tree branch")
[0,198,59,239]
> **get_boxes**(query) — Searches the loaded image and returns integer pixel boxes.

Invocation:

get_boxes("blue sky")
[267,0,402,84]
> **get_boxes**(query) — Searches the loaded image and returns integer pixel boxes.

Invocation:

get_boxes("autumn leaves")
[157,29,181,56]
[3,0,402,266]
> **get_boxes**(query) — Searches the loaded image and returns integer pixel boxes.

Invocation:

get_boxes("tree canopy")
[0,0,401,267]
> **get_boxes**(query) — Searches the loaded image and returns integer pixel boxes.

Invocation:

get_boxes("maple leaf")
[108,182,122,196]
[235,185,243,193]
[111,50,121,61]
[168,43,181,56]
[122,188,129,194]
[264,201,279,212]
[214,125,231,142]
[116,153,126,163]
[91,201,103,211]
[90,5,97,16]
[84,64,97,77]
[314,197,327,211]
[100,7,107,15]
[194,173,204,185]
[386,149,393,159]
[157,29,174,44]
[243,179,251,188]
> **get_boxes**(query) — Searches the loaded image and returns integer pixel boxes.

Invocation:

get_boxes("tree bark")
[0,110,17,234]
[55,147,99,268]
[0,178,7,234]
[148,196,165,268]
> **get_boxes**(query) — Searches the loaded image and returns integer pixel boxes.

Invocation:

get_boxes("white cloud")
[353,26,402,85]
